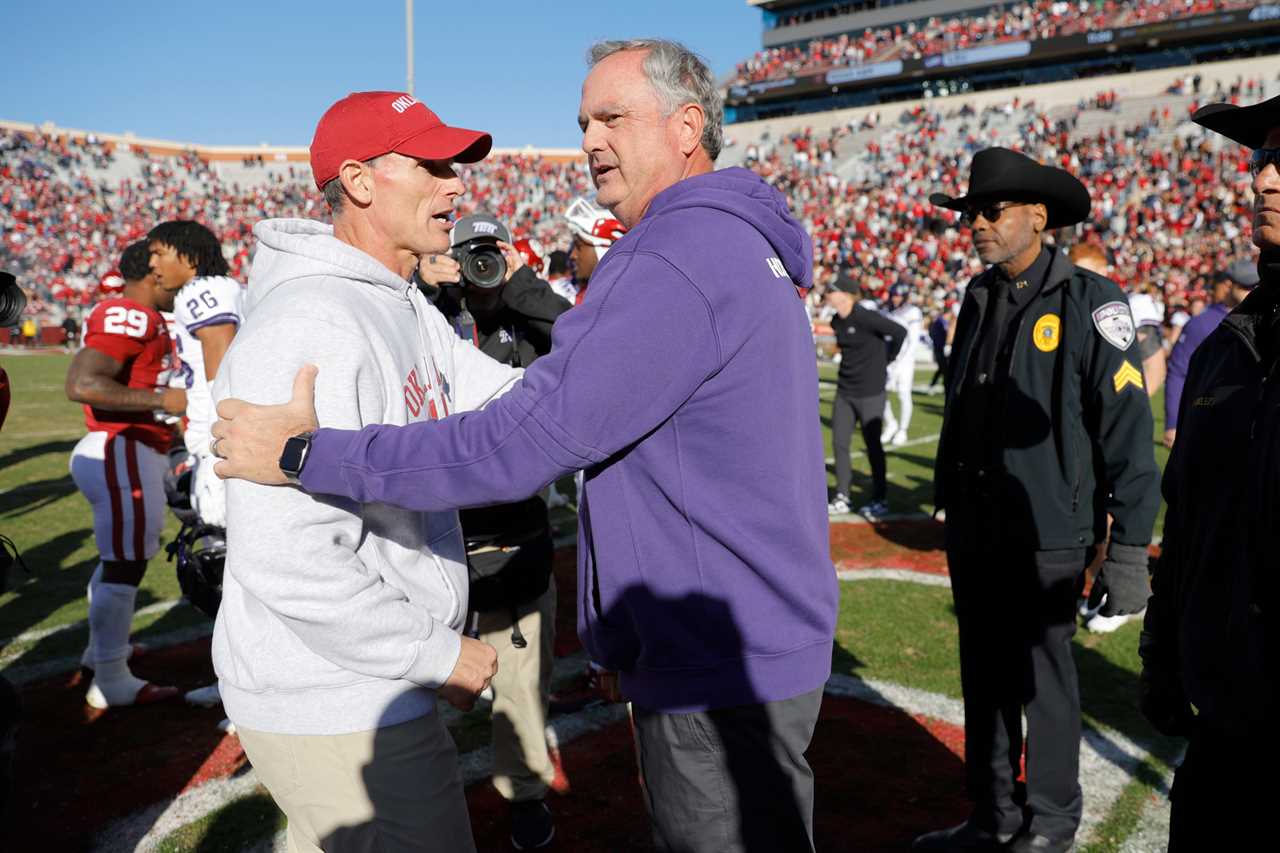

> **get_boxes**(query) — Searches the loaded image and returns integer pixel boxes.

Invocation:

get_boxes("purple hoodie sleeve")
[300,251,721,510]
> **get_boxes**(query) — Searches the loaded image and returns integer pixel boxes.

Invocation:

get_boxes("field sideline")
[1,350,1181,851]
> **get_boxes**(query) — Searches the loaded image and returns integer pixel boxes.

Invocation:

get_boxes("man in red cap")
[207,92,521,853]
[1139,92,1280,852]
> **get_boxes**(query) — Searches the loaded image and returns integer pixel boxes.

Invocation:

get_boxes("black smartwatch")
[279,431,317,484]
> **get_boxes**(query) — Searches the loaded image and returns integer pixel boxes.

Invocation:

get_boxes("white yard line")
[837,567,951,588]
[2,599,183,649]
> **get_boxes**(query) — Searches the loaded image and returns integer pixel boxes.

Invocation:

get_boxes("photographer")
[415,214,571,851]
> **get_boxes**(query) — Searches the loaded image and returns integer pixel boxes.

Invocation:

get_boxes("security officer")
[915,148,1161,853]
[1139,94,1280,851]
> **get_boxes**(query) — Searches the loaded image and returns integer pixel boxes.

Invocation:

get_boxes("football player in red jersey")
[66,241,187,709]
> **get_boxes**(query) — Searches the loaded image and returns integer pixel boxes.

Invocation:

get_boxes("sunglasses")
[1249,147,1280,177]
[959,201,1029,225]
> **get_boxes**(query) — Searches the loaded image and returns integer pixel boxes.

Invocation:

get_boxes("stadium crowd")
[1,71,1272,345]
[0,128,592,331]
[733,0,1255,85]
[746,75,1269,340]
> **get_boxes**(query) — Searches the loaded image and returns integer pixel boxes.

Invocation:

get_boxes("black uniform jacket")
[832,303,907,397]
[935,247,1160,551]
[1146,278,1280,734]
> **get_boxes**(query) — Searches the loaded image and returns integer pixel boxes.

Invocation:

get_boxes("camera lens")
[463,247,507,289]
[0,273,27,327]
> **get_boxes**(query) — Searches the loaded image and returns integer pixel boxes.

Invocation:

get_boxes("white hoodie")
[211,219,520,735]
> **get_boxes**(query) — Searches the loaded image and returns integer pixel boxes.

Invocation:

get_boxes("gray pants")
[632,687,823,853]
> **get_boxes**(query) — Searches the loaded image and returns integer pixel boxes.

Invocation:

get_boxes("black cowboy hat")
[930,147,1091,229]
[1192,93,1280,150]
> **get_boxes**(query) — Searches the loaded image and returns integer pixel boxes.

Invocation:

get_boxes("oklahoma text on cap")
[310,91,492,190]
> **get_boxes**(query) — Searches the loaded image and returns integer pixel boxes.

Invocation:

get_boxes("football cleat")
[86,680,180,710]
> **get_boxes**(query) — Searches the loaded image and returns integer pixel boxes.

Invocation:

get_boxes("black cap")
[828,269,859,294]
[450,213,510,248]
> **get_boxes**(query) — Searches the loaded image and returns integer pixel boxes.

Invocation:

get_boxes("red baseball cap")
[309,91,492,190]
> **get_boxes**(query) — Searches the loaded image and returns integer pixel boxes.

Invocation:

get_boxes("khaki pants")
[237,713,476,853]
[475,580,556,802]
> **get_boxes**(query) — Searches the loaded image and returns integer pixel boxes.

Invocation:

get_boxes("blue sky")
[2,1,762,149]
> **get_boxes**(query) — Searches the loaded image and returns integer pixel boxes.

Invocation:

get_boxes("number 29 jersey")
[81,297,178,453]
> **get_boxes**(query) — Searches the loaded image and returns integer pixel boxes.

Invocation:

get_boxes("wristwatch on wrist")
[279,431,317,484]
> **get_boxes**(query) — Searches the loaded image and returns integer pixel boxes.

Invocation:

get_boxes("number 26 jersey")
[81,297,178,452]
[171,275,244,454]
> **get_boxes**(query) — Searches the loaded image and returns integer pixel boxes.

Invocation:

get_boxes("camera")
[450,214,510,289]
[0,273,26,328]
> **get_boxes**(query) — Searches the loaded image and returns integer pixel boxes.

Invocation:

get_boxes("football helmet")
[565,196,626,255]
[166,520,225,620]
[513,238,545,275]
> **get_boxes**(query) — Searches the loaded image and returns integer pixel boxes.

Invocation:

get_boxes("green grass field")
[1,351,1179,851]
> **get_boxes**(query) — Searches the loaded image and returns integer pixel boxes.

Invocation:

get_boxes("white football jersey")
[889,303,924,369]
[171,275,244,454]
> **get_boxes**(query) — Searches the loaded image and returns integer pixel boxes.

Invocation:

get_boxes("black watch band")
[279,431,317,483]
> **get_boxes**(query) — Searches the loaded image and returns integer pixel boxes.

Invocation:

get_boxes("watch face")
[280,435,309,476]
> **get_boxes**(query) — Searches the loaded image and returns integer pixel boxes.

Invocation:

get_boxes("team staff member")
[211,39,838,853]
[917,148,1160,853]
[65,241,187,709]
[1139,93,1280,851]
[416,223,572,851]
[825,272,906,519]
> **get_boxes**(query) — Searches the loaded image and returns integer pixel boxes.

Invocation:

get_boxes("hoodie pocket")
[425,518,466,629]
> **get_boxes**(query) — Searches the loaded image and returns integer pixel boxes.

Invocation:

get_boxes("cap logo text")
[472,222,498,235]
[390,95,418,114]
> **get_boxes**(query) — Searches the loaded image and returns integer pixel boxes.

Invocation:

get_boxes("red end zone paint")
[831,519,950,575]
[14,638,229,852]
[465,696,970,852]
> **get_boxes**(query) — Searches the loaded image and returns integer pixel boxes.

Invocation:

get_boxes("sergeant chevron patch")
[1113,362,1143,393]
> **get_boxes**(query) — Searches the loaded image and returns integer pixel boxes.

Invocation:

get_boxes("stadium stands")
[0,125,590,327]
[733,1,1258,85]
[1,53,1274,340]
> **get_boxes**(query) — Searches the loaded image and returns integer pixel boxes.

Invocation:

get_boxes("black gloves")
[1097,543,1151,616]
[1138,629,1195,737]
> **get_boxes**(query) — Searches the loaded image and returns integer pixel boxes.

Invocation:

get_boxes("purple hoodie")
[300,167,838,713]
[1165,303,1228,429]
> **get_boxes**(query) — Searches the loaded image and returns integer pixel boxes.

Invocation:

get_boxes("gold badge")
[1113,362,1144,393]
[1032,313,1060,353]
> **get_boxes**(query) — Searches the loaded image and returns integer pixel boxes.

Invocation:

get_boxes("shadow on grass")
[0,475,77,518]
[0,527,93,643]
[0,438,78,472]
[182,789,284,853]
